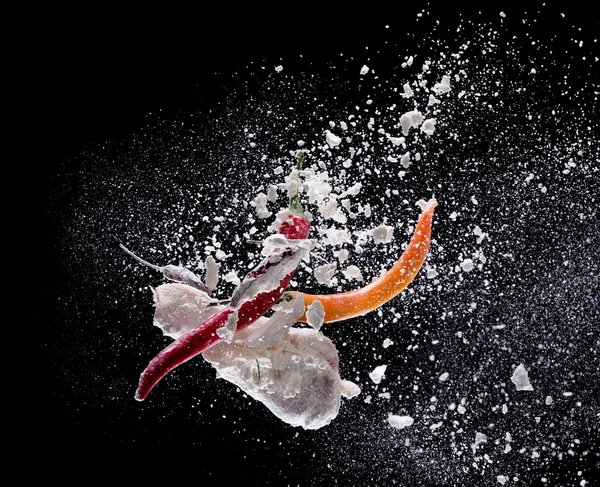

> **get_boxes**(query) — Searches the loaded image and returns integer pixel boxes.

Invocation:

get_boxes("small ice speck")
[344,265,363,281]
[275,65,283,72]
[369,365,387,384]
[388,414,414,429]
[325,130,342,148]
[497,475,507,485]
[511,364,533,391]
[360,65,369,75]
[372,225,394,244]
[426,268,439,279]
[383,338,394,348]
[545,395,553,405]
[475,432,488,446]
[438,372,449,382]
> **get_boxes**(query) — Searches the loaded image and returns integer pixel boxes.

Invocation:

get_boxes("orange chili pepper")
[294,199,437,323]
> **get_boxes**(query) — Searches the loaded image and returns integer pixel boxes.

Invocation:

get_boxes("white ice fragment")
[500,11,506,18]
[205,255,220,291]
[253,192,272,219]
[545,395,553,405]
[314,263,337,286]
[400,152,411,168]
[224,270,241,287]
[369,365,387,384]
[360,65,369,75]
[457,404,466,414]
[428,94,441,106]
[325,227,351,246]
[420,118,436,135]
[433,75,451,94]
[502,404,508,414]
[402,83,414,98]
[217,309,238,343]
[275,65,283,72]
[325,130,342,148]
[267,184,278,202]
[460,259,474,272]
[364,204,372,218]
[388,135,405,146]
[475,432,488,447]
[438,372,449,382]
[388,414,414,429]
[497,475,508,485]
[383,338,394,348]
[372,224,394,244]
[426,267,439,279]
[344,265,363,281]
[306,300,325,332]
[406,56,414,66]
[400,110,424,136]
[274,165,284,175]
[334,248,349,262]
[449,211,458,221]
[511,364,534,391]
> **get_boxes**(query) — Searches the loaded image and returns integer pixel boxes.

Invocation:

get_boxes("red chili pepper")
[135,213,311,401]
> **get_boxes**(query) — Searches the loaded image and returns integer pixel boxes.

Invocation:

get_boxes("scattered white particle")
[388,414,414,429]
[562,391,573,397]
[402,83,414,98]
[215,249,228,261]
[369,365,387,384]
[430,421,443,430]
[449,211,458,221]
[275,65,283,72]
[378,392,391,399]
[325,130,342,148]
[546,395,553,405]
[438,372,449,382]
[314,263,337,285]
[267,184,278,202]
[383,338,394,348]
[428,94,441,106]
[372,224,394,244]
[306,300,325,332]
[475,432,488,447]
[400,110,424,136]
[297,140,305,147]
[388,135,405,146]
[502,404,508,414]
[420,118,436,135]
[506,432,512,442]
[364,204,372,218]
[274,166,284,175]
[344,265,363,281]
[400,152,411,168]
[500,11,506,18]
[497,475,507,485]
[360,65,369,75]
[253,192,272,219]
[205,255,220,291]
[426,267,439,279]
[224,270,240,287]
[433,75,451,94]
[511,364,534,391]
[460,259,474,272]
[504,444,512,453]
[457,405,466,414]
[333,248,349,262]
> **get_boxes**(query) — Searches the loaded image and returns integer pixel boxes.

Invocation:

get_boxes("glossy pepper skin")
[135,214,311,401]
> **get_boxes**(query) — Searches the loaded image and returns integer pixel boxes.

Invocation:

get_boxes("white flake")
[383,338,394,348]
[400,110,424,136]
[344,265,363,281]
[369,364,387,384]
[205,255,220,291]
[420,118,436,135]
[360,65,369,75]
[314,263,337,285]
[438,372,449,382]
[275,65,283,72]
[460,259,474,272]
[511,364,534,391]
[306,300,325,332]
[433,75,451,94]
[325,130,342,148]
[388,414,414,429]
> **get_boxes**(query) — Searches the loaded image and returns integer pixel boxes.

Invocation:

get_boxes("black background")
[36,3,597,484]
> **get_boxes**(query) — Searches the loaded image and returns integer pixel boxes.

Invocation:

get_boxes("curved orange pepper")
[294,199,437,323]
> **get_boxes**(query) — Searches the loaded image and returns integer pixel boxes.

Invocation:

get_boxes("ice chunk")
[372,224,394,244]
[334,248,349,262]
[314,262,337,285]
[325,130,342,148]
[275,65,283,72]
[388,135,405,146]
[360,65,369,75]
[438,372,449,382]
[267,184,278,202]
[369,364,387,384]
[400,110,424,136]
[400,152,411,168]
[426,267,439,279]
[205,255,220,291]
[497,475,508,485]
[306,300,325,332]
[325,227,351,245]
[383,338,394,348]
[511,364,534,391]
[475,432,488,446]
[388,414,414,429]
[402,83,414,98]
[433,75,451,94]
[344,265,363,281]
[545,395,553,405]
[420,118,436,135]
[457,404,466,414]
[253,192,272,219]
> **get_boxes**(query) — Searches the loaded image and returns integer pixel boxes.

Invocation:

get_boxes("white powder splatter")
[372,224,394,244]
[314,263,337,285]
[344,265,363,281]
[400,110,424,136]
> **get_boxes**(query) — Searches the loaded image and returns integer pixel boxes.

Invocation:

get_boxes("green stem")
[289,151,305,215]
